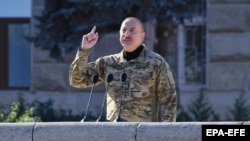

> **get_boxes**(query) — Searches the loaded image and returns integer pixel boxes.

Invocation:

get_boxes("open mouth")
[123,38,132,43]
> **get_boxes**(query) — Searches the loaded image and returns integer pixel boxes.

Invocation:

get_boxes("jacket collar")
[118,44,148,63]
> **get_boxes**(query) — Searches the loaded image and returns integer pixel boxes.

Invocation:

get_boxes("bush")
[1,90,249,122]
[3,97,41,122]
[0,96,96,122]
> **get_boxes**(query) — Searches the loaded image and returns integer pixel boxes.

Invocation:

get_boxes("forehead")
[120,19,141,29]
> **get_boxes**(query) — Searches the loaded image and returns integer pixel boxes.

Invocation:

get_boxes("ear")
[141,32,145,41]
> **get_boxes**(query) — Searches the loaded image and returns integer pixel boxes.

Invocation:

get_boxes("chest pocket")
[130,63,155,98]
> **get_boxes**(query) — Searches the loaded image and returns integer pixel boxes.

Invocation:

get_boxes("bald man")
[69,17,177,122]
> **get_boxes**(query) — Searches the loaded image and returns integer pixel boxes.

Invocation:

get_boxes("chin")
[123,46,136,52]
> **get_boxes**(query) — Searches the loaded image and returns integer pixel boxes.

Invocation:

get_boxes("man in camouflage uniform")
[69,17,177,122]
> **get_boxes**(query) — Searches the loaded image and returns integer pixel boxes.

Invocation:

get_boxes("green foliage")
[226,93,250,121]
[0,97,94,122]
[177,89,220,121]
[176,105,193,121]
[3,97,41,122]
[0,105,6,122]
[31,99,57,122]
[31,99,87,122]
[1,91,250,122]
[31,0,202,59]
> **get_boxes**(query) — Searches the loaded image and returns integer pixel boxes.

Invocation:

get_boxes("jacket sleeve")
[69,48,104,88]
[156,60,177,122]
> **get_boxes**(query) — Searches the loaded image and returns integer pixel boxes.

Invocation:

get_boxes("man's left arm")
[157,61,177,122]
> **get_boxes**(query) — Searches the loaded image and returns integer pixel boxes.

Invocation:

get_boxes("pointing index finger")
[90,26,96,34]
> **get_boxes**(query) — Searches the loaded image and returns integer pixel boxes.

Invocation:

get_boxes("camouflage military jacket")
[69,44,177,122]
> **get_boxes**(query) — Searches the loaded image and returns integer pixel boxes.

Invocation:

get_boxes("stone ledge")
[0,122,249,141]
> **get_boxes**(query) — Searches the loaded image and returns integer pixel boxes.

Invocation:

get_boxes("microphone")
[96,74,113,122]
[81,74,98,122]
[114,72,127,122]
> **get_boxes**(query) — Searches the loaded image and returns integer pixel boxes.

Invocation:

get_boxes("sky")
[0,0,31,17]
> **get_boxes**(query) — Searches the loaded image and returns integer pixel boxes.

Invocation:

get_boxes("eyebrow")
[121,27,136,30]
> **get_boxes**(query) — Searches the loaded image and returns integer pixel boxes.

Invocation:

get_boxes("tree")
[177,89,220,121]
[32,0,203,60]
[226,93,250,121]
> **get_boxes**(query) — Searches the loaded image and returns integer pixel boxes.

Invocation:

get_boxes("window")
[177,0,207,91]
[185,25,206,84]
[0,18,30,90]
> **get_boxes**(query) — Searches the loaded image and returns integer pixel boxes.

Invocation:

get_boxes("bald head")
[120,17,144,33]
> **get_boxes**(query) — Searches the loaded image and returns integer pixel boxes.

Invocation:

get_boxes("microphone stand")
[114,73,127,122]
[81,74,98,122]
[96,74,113,122]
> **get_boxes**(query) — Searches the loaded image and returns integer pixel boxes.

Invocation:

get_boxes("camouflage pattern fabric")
[69,44,177,122]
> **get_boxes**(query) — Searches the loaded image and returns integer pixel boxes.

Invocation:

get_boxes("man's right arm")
[70,26,100,88]
[69,48,98,88]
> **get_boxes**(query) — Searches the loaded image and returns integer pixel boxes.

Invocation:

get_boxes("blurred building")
[0,0,250,120]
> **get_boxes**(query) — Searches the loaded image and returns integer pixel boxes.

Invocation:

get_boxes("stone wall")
[208,0,250,92]
[173,0,250,119]
[176,0,250,119]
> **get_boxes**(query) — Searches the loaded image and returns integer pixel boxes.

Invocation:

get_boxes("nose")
[124,30,130,37]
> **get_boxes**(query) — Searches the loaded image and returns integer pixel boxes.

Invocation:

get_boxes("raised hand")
[81,26,99,49]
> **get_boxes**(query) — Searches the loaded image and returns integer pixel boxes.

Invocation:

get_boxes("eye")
[120,29,126,33]
[130,29,136,34]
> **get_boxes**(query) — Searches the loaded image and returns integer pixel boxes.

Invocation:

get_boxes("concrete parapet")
[0,122,248,141]
[0,123,34,141]
[34,122,137,141]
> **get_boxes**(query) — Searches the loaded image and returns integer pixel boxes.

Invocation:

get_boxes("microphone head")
[91,74,99,83]
[106,74,113,83]
[120,73,127,82]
